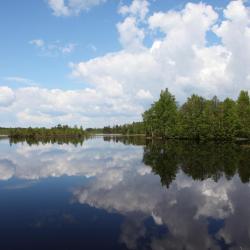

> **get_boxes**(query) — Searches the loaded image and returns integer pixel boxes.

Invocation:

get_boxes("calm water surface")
[0,136,250,250]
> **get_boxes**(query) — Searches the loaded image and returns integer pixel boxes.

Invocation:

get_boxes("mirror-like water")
[0,136,250,250]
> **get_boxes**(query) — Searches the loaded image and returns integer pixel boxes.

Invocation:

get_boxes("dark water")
[0,136,250,250]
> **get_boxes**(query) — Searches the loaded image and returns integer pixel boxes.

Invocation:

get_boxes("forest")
[104,89,250,141]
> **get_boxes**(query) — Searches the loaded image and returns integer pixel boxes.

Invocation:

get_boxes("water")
[0,136,250,250]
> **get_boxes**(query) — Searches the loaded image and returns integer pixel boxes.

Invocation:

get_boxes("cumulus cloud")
[117,0,149,51]
[0,86,142,127]
[72,0,250,105]
[47,0,106,16]
[213,0,250,92]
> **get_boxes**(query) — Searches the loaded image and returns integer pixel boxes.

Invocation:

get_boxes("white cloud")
[29,39,44,47]
[117,0,149,51]
[47,0,106,16]
[0,86,142,127]
[30,39,76,56]
[47,0,70,16]
[119,0,149,20]
[3,76,38,86]
[0,87,15,107]
[148,2,218,37]
[60,43,76,54]
[213,0,250,92]
[117,16,146,51]
[136,89,153,100]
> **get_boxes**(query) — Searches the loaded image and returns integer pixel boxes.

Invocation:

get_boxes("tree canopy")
[142,89,250,140]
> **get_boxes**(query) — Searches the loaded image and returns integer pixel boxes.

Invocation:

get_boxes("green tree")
[143,89,178,138]
[221,98,239,140]
[236,90,250,138]
[179,95,206,140]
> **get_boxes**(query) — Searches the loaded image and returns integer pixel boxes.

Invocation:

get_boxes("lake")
[0,136,250,250]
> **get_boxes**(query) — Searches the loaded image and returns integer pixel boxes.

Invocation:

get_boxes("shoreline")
[93,134,250,143]
[3,133,250,144]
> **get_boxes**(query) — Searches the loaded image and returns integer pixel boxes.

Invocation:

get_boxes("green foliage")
[96,122,145,135]
[0,127,11,136]
[237,90,250,138]
[143,89,178,138]
[220,98,239,139]
[179,94,206,139]
[143,89,250,141]
[8,124,86,142]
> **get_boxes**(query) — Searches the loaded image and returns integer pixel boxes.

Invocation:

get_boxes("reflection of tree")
[103,136,146,146]
[180,143,239,182]
[9,136,88,146]
[238,146,250,183]
[143,142,181,188]
[143,141,250,188]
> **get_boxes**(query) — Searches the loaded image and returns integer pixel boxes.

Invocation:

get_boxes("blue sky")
[0,0,120,89]
[0,0,250,127]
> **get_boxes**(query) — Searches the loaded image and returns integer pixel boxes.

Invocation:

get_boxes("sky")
[0,0,250,128]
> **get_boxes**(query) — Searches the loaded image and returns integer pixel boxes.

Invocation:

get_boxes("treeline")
[2,89,250,141]
[103,122,145,135]
[143,89,250,140]
[8,124,86,140]
[86,122,145,135]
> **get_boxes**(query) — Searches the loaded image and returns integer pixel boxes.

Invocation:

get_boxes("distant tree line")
[6,124,86,140]
[102,122,145,135]
[85,122,145,135]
